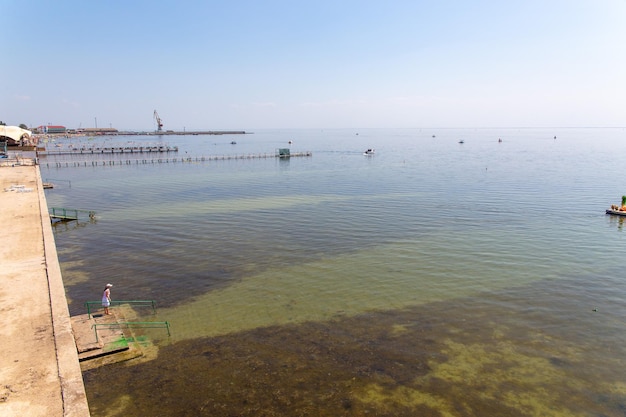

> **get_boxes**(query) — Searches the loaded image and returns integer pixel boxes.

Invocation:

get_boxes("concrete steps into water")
[71,306,149,371]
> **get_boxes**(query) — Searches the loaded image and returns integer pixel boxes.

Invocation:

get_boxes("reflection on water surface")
[45,129,626,416]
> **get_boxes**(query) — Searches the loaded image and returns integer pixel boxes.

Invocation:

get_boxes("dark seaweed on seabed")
[83,275,626,417]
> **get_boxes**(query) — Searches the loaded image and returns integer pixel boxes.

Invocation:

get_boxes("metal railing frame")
[84,300,157,318]
[49,207,95,220]
[92,321,170,342]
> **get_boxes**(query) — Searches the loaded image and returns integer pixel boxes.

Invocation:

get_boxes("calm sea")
[42,128,626,417]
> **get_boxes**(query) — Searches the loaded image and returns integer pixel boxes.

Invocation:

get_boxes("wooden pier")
[42,151,312,168]
[39,145,178,156]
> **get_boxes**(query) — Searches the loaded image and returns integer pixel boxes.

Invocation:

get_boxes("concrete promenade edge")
[0,165,90,417]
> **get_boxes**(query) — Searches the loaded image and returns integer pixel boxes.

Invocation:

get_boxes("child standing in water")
[102,283,113,315]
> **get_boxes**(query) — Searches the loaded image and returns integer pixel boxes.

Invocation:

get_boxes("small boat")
[363,148,375,155]
[230,141,237,145]
[458,140,464,144]
[43,183,54,189]
[606,196,626,216]
[606,208,626,217]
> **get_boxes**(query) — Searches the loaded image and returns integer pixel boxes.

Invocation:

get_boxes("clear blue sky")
[2,0,625,130]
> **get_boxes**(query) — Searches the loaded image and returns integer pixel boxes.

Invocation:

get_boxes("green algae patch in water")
[83,278,626,417]
[102,337,128,353]
[354,336,589,417]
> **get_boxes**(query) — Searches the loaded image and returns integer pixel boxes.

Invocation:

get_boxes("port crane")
[153,110,163,131]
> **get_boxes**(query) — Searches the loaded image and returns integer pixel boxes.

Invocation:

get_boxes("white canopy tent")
[0,125,32,145]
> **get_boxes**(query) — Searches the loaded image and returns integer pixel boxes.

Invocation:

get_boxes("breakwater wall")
[37,131,248,139]
[151,130,247,135]
[0,165,90,416]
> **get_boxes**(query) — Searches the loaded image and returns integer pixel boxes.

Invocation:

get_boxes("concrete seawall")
[0,165,90,416]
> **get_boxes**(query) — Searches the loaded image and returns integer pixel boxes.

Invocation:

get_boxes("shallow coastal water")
[43,128,626,416]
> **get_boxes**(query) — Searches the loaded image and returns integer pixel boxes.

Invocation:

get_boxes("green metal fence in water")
[84,299,158,318]
[85,300,169,341]
[92,321,171,342]
[49,207,96,221]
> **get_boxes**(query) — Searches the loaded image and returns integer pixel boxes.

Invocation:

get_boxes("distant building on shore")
[38,125,67,134]
[76,127,119,135]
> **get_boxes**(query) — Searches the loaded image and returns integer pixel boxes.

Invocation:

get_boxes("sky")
[2,0,625,130]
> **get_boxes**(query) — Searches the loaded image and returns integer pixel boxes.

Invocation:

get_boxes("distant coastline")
[53,129,248,136]
[29,130,249,145]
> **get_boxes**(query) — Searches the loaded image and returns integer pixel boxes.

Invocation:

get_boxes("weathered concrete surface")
[0,165,90,417]
[72,307,145,371]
